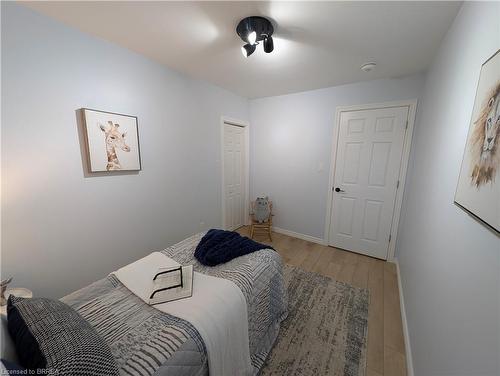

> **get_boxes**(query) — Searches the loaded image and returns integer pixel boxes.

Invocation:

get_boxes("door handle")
[334,187,345,193]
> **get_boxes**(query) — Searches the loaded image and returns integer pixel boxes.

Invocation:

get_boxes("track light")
[263,36,274,53]
[236,16,275,57]
[241,43,256,58]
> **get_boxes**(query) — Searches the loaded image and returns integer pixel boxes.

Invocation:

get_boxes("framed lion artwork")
[455,49,500,234]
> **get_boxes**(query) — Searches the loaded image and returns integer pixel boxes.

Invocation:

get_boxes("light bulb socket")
[241,43,256,58]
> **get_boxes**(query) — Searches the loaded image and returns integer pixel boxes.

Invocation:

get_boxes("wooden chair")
[249,200,273,241]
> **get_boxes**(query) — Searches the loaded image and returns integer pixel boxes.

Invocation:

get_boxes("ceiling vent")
[360,62,377,72]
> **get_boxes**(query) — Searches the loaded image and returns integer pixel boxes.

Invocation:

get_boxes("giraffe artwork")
[83,108,141,172]
[99,121,131,171]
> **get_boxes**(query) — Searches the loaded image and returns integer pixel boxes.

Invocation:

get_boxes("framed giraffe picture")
[82,108,141,172]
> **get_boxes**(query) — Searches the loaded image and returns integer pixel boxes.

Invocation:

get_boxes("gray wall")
[1,3,249,298]
[249,75,425,239]
[396,2,500,376]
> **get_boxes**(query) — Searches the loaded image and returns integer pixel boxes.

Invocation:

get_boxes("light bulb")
[247,31,257,45]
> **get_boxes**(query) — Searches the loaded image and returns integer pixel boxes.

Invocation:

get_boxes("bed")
[59,232,288,376]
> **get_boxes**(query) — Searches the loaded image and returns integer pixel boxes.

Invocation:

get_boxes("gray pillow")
[7,296,119,376]
[0,315,18,364]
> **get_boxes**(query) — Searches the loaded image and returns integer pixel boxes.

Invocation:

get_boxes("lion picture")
[470,81,500,187]
[455,49,500,234]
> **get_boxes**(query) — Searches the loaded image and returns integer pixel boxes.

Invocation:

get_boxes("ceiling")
[23,1,461,99]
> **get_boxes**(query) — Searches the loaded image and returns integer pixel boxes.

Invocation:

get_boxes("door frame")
[221,116,250,230]
[324,99,418,260]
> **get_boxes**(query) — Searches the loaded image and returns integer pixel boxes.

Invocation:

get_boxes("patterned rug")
[261,265,370,376]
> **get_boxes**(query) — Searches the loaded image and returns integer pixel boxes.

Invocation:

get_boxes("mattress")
[62,232,288,376]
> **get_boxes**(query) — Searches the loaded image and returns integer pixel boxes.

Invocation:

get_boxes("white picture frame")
[455,49,500,234]
[82,108,141,172]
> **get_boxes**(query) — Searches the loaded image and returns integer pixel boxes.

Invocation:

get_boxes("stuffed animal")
[254,197,271,223]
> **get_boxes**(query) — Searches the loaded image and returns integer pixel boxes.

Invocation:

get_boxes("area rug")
[260,265,370,376]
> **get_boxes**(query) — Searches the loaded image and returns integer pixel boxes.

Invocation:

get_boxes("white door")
[223,123,246,230]
[329,106,409,259]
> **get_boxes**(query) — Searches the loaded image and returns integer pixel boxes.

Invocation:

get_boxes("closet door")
[223,123,245,230]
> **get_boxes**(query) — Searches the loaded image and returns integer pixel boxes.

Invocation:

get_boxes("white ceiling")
[23,1,461,99]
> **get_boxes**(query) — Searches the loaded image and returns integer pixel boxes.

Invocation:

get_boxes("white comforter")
[112,252,253,376]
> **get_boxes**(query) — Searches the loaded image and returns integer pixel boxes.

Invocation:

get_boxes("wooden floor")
[237,226,407,376]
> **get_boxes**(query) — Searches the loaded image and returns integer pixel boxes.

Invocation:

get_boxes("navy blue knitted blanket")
[194,229,273,266]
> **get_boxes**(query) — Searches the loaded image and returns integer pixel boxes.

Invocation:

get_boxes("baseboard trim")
[272,227,326,245]
[393,258,415,376]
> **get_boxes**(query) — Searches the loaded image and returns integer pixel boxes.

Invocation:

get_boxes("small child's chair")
[249,200,273,241]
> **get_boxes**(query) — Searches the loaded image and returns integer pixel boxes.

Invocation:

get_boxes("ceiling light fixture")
[237,16,274,57]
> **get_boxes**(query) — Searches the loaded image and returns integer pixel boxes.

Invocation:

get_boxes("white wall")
[249,75,424,240]
[396,2,500,376]
[1,3,249,298]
